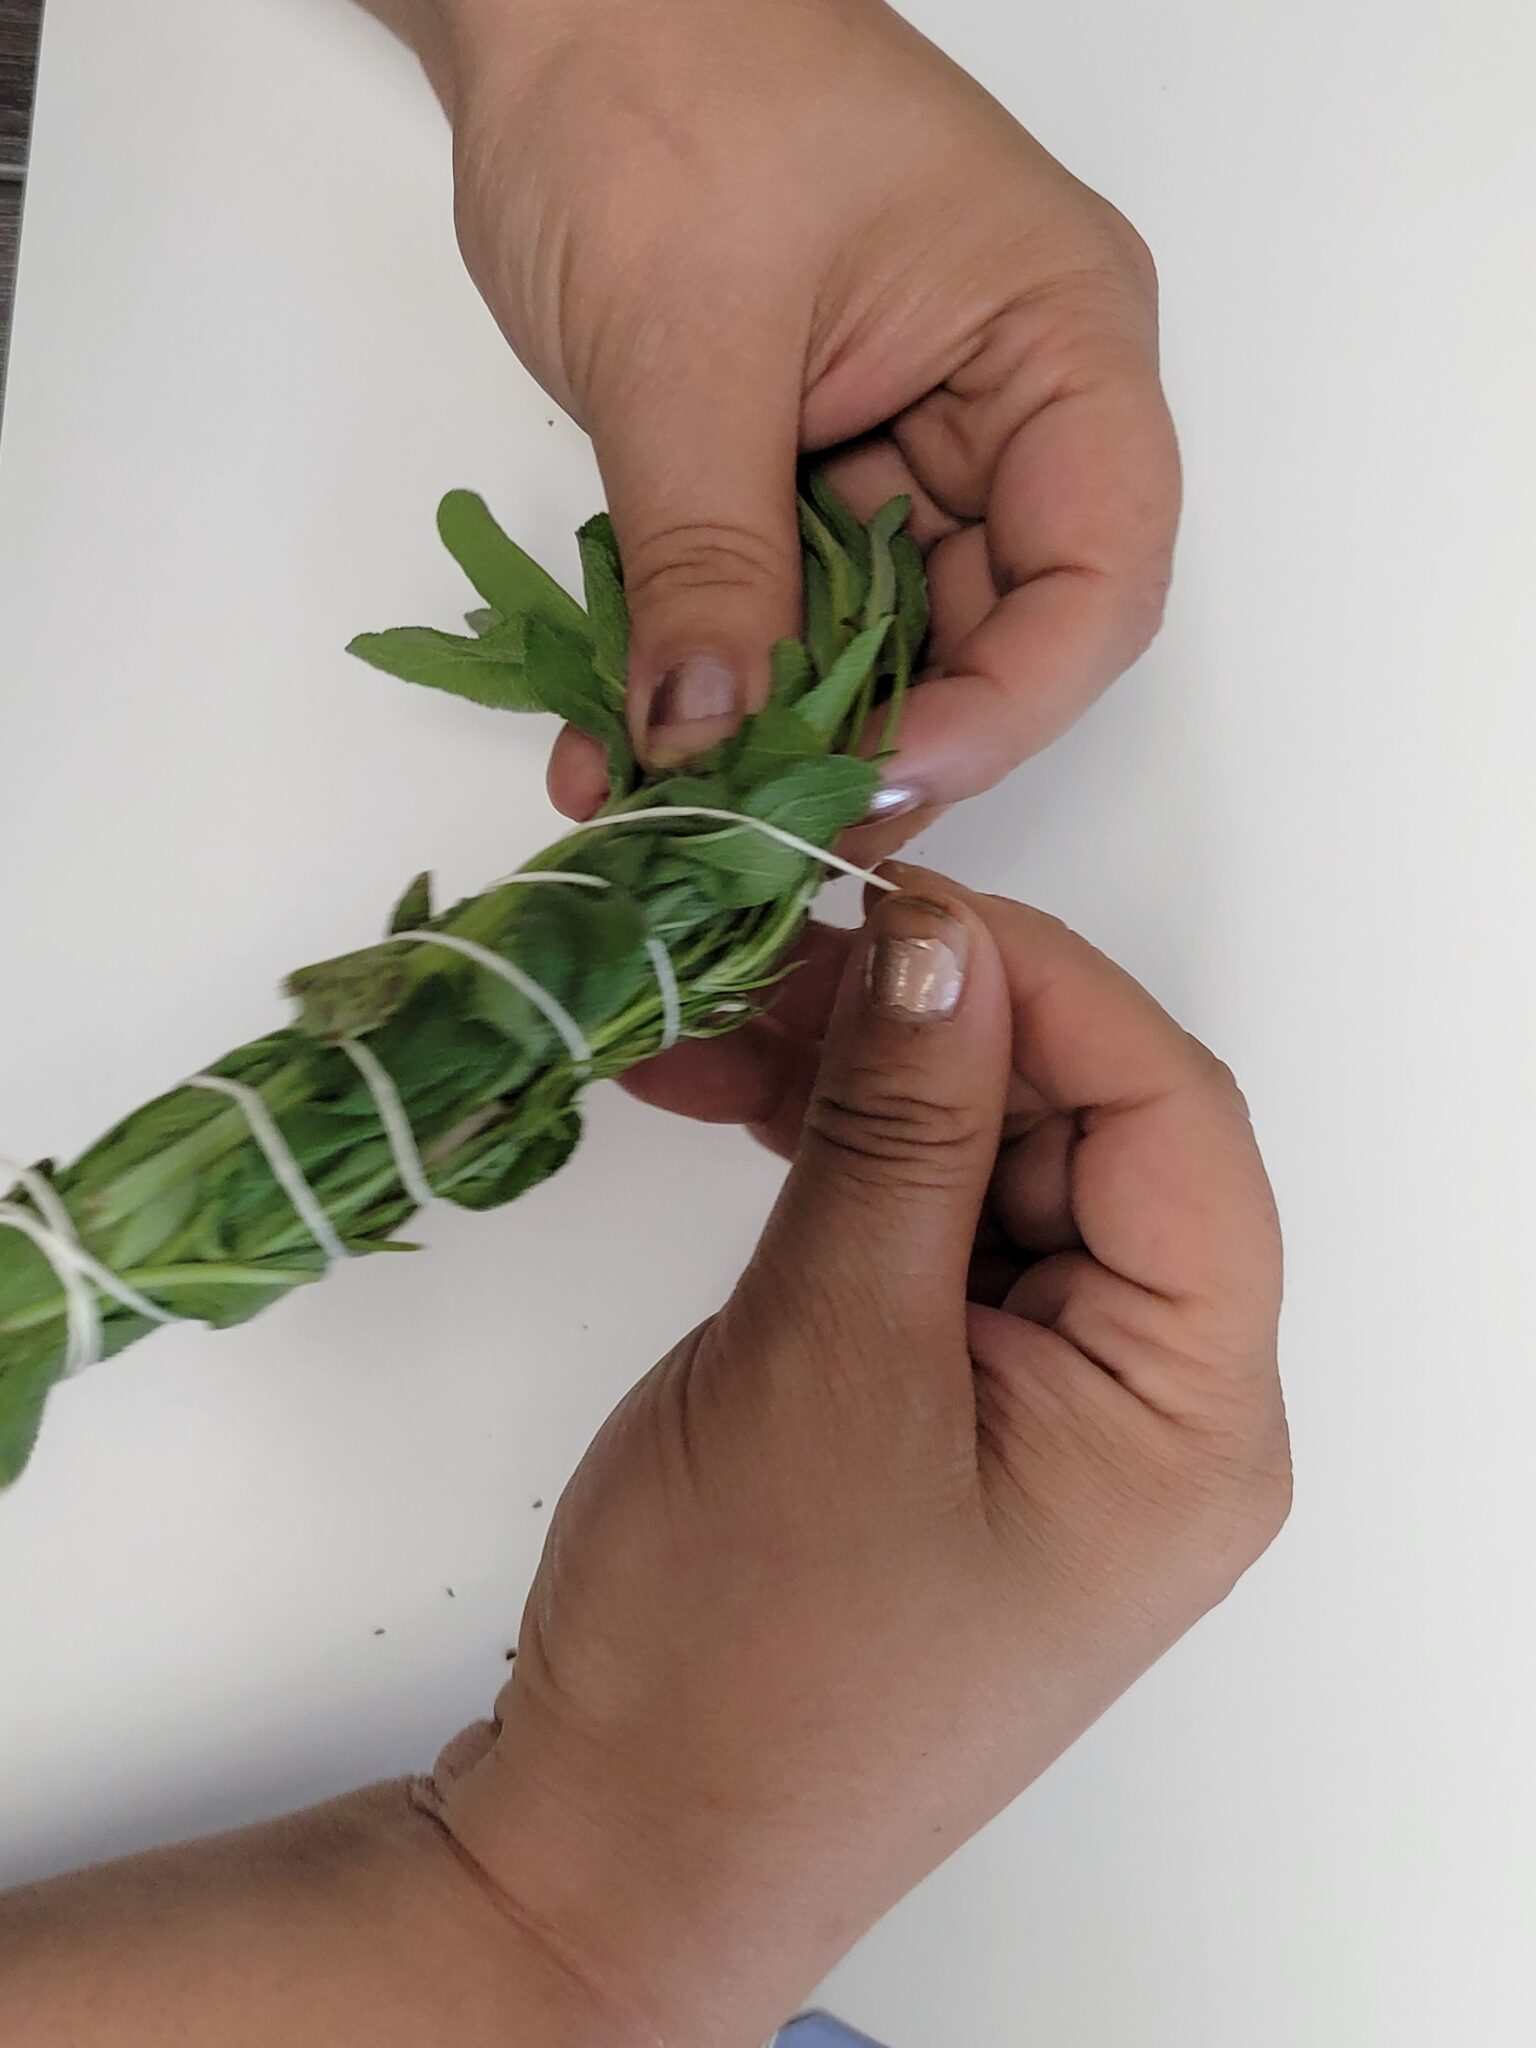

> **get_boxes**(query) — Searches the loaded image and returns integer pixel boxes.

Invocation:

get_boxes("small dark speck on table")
[532,1498,544,1511]
[504,1647,517,1662]
[373,1627,386,1637]
[0,0,45,422]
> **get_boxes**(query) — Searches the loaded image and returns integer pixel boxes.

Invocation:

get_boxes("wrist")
[384,1776,665,2048]
[411,0,609,73]
[355,0,575,113]
[418,1700,828,2048]
[355,0,462,104]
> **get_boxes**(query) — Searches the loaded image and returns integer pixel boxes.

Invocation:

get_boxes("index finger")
[890,344,1181,805]
[882,863,1280,1328]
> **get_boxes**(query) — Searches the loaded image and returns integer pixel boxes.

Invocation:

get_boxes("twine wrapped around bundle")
[0,482,929,1485]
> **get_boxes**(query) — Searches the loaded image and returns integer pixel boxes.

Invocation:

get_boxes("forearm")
[0,1780,644,2048]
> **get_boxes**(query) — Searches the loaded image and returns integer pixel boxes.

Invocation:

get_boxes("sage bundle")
[0,482,929,1485]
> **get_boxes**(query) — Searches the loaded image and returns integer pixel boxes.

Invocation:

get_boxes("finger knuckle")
[1050,190,1159,304]
[622,520,795,611]
[1248,1433,1295,1547]
[807,1068,987,1190]
[1199,1047,1242,1097]
[976,900,1080,962]
[450,133,512,284]
[1185,1039,1260,1126]
[1181,1405,1294,1580]
[1122,555,1174,657]
[1096,202,1160,301]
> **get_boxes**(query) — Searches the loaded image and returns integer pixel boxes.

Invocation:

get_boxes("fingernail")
[864,779,926,823]
[648,654,740,761]
[866,899,968,1022]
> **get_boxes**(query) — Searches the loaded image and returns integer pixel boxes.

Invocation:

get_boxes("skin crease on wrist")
[0,1782,661,2048]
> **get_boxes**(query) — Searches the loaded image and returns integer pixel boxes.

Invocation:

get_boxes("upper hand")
[417,870,1288,2047]
[426,0,1180,836]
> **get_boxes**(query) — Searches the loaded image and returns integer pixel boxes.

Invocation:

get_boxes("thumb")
[590,325,804,769]
[740,884,1011,1356]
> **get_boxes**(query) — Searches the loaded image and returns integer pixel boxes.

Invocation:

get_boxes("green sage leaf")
[99,1178,200,1274]
[0,1355,53,1488]
[345,627,543,715]
[863,496,910,630]
[0,479,936,1488]
[796,619,893,740]
[576,513,630,698]
[892,531,930,669]
[802,549,841,679]
[442,1109,583,1214]
[286,948,415,1041]
[388,872,434,935]
[769,638,815,707]
[747,755,881,844]
[675,830,805,908]
[798,498,865,640]
[729,702,825,785]
[521,616,635,790]
[436,491,591,644]
[806,474,871,584]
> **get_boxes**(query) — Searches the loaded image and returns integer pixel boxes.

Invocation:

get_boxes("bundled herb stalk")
[0,482,929,1485]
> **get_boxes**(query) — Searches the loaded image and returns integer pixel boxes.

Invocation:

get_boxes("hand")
[417,869,1289,2047]
[396,0,1179,837]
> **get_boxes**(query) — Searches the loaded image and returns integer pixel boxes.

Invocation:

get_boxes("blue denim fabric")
[775,2016,890,2047]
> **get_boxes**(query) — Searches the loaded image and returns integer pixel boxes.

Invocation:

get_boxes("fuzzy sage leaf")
[0,481,930,1487]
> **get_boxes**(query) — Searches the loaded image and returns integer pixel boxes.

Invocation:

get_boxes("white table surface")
[2,3,1533,2041]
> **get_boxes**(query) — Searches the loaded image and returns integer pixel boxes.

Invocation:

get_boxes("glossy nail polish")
[866,906,967,1021]
[864,780,925,823]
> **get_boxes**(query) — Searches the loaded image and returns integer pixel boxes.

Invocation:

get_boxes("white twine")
[0,1158,74,1245]
[0,1155,186,1378]
[483,866,688,1053]
[0,812,872,1372]
[187,1073,350,1264]
[0,1041,422,1371]
[337,1038,435,1212]
[566,805,898,891]
[487,868,610,893]
[0,1203,100,1377]
[456,814,882,1065]
[0,1157,181,1330]
[644,936,682,1051]
[391,929,593,1075]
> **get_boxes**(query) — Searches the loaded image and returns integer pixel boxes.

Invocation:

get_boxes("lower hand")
[419,869,1289,2046]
